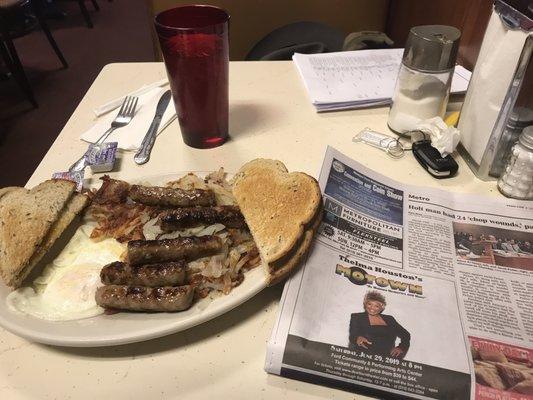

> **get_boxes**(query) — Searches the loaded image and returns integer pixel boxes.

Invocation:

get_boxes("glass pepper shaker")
[497,126,533,200]
[388,25,461,136]
[490,107,533,177]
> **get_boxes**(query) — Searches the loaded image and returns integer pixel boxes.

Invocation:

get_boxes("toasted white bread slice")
[266,203,322,286]
[0,179,77,288]
[233,159,321,264]
[233,159,322,285]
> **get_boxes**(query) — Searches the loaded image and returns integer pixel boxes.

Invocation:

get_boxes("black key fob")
[412,140,458,179]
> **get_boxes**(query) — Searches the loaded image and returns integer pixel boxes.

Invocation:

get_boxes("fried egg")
[7,226,126,321]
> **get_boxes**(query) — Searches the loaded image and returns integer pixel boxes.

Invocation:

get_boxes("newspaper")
[265,147,533,400]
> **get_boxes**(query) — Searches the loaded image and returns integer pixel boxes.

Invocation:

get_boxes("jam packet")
[85,142,118,173]
[52,170,85,192]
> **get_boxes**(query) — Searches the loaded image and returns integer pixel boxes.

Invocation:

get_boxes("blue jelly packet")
[52,170,85,192]
[86,142,118,173]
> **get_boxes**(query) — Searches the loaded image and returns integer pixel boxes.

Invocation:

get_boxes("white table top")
[1,62,498,400]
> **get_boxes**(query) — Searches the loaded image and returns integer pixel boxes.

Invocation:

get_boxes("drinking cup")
[155,5,230,149]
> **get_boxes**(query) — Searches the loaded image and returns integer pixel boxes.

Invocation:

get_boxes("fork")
[69,96,139,172]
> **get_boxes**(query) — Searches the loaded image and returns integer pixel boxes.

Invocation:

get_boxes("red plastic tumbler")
[155,5,229,149]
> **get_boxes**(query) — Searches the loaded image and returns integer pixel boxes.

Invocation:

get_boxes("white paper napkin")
[80,87,177,151]
[415,117,460,157]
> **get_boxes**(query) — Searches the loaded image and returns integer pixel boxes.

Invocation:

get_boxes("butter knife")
[134,90,172,165]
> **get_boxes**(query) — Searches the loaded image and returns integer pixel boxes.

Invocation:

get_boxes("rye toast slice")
[233,159,321,265]
[0,179,76,288]
[21,193,90,285]
[0,187,22,201]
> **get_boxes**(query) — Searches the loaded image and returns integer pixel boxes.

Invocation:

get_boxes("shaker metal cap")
[520,126,533,150]
[403,25,461,72]
[508,107,533,128]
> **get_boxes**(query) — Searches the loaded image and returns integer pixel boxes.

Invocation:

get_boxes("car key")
[412,140,458,179]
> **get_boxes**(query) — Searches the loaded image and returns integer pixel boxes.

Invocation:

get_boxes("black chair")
[77,0,99,28]
[0,0,67,107]
[246,21,344,61]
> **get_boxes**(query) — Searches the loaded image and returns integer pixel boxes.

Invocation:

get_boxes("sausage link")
[95,285,195,312]
[127,235,223,265]
[129,185,215,207]
[100,261,187,287]
[159,205,246,232]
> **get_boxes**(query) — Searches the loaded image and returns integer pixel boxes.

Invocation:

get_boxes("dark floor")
[0,0,154,187]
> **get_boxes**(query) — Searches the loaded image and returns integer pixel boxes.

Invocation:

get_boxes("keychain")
[353,128,405,158]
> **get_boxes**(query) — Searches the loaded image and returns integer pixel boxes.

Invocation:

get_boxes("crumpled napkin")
[80,87,177,151]
[415,117,460,157]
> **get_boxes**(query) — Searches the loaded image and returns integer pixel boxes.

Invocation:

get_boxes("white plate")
[0,173,267,347]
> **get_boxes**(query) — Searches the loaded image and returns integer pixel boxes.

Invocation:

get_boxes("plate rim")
[0,171,268,347]
[0,272,267,347]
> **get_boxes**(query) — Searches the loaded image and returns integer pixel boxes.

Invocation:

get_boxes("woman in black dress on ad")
[348,291,410,358]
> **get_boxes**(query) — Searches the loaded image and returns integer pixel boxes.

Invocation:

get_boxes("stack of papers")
[293,49,472,112]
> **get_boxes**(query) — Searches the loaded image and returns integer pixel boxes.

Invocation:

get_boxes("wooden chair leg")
[0,37,38,108]
[31,0,68,68]
[91,0,99,11]
[77,0,93,28]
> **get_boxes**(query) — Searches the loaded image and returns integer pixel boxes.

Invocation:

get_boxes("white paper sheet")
[293,49,471,112]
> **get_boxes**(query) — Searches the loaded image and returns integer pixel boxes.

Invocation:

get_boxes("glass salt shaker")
[497,126,533,200]
[388,25,461,136]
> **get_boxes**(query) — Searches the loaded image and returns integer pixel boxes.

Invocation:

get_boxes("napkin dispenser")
[458,0,533,180]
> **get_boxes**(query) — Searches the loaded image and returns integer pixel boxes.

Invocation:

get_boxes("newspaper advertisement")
[265,146,533,400]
